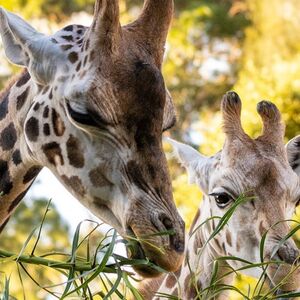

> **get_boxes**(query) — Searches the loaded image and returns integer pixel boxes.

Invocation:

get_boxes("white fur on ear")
[0,7,65,84]
[166,138,207,184]
[286,135,300,176]
[0,8,41,66]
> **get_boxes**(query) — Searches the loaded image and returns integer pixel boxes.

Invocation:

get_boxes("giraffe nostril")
[151,213,185,253]
[161,216,173,231]
[277,244,300,265]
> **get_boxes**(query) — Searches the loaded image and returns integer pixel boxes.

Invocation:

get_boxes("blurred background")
[0,0,300,299]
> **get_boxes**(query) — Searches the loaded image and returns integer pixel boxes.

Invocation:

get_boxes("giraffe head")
[0,0,185,276]
[169,92,300,290]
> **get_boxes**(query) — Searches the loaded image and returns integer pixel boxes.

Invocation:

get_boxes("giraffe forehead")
[212,156,299,199]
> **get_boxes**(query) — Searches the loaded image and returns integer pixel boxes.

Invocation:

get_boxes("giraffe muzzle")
[125,213,185,278]
[267,242,300,291]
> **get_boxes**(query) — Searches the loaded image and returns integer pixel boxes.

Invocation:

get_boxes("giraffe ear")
[286,135,300,176]
[0,8,63,84]
[167,138,208,184]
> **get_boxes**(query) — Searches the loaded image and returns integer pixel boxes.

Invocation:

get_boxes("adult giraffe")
[0,0,185,276]
[140,92,300,299]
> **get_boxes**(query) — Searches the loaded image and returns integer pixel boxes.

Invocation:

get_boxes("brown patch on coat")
[8,190,27,213]
[12,150,22,166]
[42,142,64,166]
[16,86,30,110]
[138,276,165,300]
[0,69,29,102]
[0,123,17,151]
[61,175,85,197]
[25,117,39,142]
[68,52,79,63]
[0,92,9,121]
[89,165,112,187]
[52,109,65,136]
[184,274,198,299]
[226,230,232,247]
[0,160,13,195]
[43,123,50,136]
[165,273,177,289]
[23,166,41,184]
[66,135,85,168]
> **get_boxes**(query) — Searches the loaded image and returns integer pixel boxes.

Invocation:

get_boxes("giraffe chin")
[267,262,300,291]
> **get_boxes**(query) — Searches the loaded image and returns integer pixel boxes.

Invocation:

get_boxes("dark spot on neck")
[61,44,73,51]
[0,92,9,121]
[43,106,49,118]
[16,71,31,87]
[85,39,90,51]
[16,86,30,111]
[0,160,13,195]
[76,62,82,72]
[33,102,40,111]
[165,273,177,289]
[52,109,65,136]
[62,35,73,42]
[66,135,85,168]
[89,165,112,187]
[8,189,29,213]
[68,52,79,63]
[61,175,85,197]
[0,123,17,151]
[42,142,64,166]
[23,166,41,184]
[63,25,74,32]
[83,55,88,67]
[43,123,50,136]
[89,50,95,62]
[12,150,22,166]
[25,117,39,142]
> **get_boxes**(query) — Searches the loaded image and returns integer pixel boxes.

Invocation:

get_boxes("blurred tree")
[0,199,71,299]
[200,0,300,155]
[164,0,250,141]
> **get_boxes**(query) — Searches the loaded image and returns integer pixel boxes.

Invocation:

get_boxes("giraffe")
[140,92,300,299]
[0,0,186,277]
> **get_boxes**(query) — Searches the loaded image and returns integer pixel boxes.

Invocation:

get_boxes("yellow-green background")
[0,0,299,299]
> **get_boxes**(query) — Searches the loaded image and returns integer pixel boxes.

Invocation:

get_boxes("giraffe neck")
[151,197,233,300]
[0,70,41,230]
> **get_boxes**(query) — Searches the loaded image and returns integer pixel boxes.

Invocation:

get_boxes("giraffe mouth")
[125,226,161,277]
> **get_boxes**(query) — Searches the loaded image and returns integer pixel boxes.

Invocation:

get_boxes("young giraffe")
[0,0,186,276]
[140,92,300,299]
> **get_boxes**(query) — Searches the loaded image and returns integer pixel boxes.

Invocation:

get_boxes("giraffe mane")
[0,68,28,101]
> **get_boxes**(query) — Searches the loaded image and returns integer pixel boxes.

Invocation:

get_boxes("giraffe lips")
[125,227,162,277]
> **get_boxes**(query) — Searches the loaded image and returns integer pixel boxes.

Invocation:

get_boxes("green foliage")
[0,201,167,299]
[0,199,71,299]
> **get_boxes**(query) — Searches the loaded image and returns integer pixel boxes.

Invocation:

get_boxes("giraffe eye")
[210,192,233,208]
[66,101,99,127]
